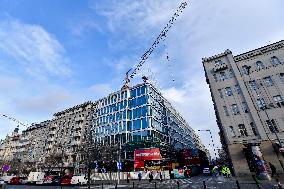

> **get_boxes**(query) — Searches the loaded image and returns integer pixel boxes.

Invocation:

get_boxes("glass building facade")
[94,83,203,153]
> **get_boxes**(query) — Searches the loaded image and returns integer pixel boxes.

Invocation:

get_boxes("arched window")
[271,56,281,65]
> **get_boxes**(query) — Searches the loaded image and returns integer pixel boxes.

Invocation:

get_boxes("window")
[223,106,229,116]
[264,76,274,87]
[280,73,284,82]
[266,119,279,133]
[225,87,233,96]
[273,95,284,107]
[231,104,240,115]
[249,80,258,90]
[235,85,241,94]
[256,98,266,109]
[242,102,249,113]
[250,122,258,136]
[228,69,234,78]
[242,65,250,75]
[256,61,265,70]
[213,74,218,82]
[218,89,223,98]
[214,60,223,66]
[229,126,236,137]
[238,124,248,136]
[219,72,227,81]
[271,56,281,66]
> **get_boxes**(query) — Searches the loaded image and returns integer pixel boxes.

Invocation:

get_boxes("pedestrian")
[138,171,142,181]
[269,162,277,177]
[226,167,231,178]
[221,166,226,177]
[159,171,163,182]
[127,172,130,183]
[276,179,283,189]
[149,171,153,182]
[212,165,218,177]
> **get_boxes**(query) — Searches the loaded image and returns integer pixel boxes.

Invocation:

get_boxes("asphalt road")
[2,176,280,189]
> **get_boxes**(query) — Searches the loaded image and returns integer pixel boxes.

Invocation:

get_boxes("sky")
[0,0,284,158]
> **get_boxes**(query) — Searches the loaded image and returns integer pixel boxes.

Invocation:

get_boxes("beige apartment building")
[203,40,284,176]
[0,127,20,161]
[44,101,96,171]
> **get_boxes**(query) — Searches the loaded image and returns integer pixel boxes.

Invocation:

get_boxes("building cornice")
[234,40,284,62]
[53,101,95,116]
[202,49,232,63]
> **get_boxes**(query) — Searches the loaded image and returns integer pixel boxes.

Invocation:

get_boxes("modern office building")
[202,40,284,176]
[0,83,205,171]
[94,82,204,157]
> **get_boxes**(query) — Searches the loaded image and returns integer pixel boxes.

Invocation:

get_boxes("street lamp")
[197,129,217,162]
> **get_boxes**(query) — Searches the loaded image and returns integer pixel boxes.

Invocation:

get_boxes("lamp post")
[197,129,217,163]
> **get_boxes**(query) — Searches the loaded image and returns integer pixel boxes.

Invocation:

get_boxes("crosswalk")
[162,177,213,185]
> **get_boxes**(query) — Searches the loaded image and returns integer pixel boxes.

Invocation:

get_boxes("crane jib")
[127,1,188,81]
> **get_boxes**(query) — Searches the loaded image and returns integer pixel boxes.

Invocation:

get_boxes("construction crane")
[2,114,29,128]
[122,1,188,89]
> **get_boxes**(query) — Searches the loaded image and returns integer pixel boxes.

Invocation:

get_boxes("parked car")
[203,168,211,176]
[0,178,5,185]
[20,177,28,185]
[43,175,61,185]
[71,175,87,185]
[2,175,14,183]
[10,176,28,185]
[61,175,72,185]
[28,172,45,184]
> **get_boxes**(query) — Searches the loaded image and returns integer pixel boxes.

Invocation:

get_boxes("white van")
[28,172,45,184]
[71,175,88,185]
[1,175,14,183]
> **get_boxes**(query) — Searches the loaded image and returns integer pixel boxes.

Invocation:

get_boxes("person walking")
[269,162,277,177]
[159,171,163,182]
[138,172,142,181]
[149,171,153,182]
[212,165,219,177]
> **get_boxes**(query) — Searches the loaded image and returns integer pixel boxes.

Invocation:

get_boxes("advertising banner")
[134,148,162,161]
[182,149,201,165]
[251,145,270,180]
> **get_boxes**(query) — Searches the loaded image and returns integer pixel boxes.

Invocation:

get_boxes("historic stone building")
[203,40,284,176]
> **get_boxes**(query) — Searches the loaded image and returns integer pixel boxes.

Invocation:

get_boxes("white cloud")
[0,18,71,78]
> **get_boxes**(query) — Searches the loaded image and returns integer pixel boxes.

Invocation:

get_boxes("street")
[3,176,280,189]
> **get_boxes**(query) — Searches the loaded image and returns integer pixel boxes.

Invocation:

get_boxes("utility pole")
[197,129,217,162]
[118,141,121,185]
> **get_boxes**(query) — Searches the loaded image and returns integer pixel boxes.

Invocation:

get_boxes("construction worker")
[212,165,219,177]
[221,166,226,176]
[225,166,231,178]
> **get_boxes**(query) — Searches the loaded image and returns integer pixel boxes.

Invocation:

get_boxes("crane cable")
[127,1,188,81]
[2,114,29,128]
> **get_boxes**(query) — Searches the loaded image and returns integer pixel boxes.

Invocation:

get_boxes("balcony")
[49,130,56,135]
[73,132,81,137]
[71,140,80,146]
[75,117,84,122]
[48,138,54,142]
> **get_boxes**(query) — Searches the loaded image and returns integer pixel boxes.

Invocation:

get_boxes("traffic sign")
[117,161,122,170]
